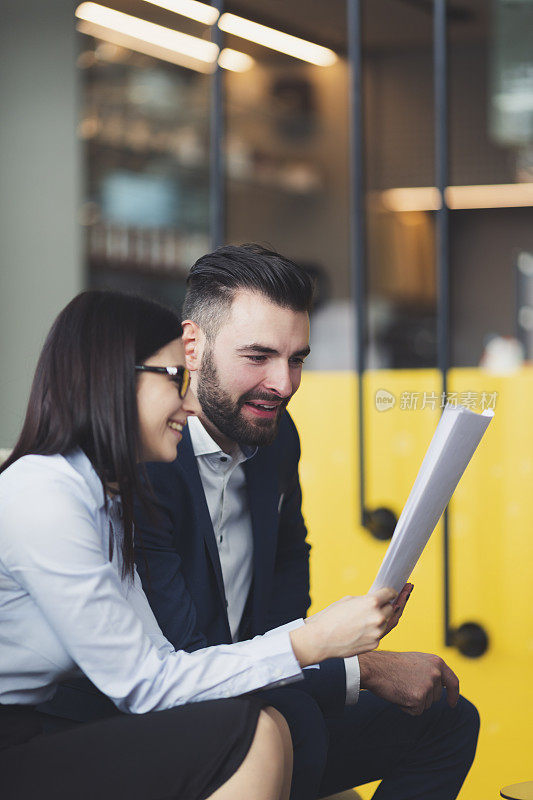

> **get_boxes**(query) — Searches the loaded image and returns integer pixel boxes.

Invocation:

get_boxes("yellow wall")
[290,368,533,799]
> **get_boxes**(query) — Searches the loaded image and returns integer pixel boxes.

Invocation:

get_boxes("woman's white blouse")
[0,450,302,712]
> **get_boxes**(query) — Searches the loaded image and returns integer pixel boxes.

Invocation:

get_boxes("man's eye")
[246,355,267,363]
[290,358,305,367]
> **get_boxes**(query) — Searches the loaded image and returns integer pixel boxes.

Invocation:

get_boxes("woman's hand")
[289,588,396,668]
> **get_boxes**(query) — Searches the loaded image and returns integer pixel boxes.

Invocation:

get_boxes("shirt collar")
[188,415,257,461]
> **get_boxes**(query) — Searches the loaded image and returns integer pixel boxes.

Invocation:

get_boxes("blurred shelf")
[227,172,323,197]
[86,138,210,176]
[86,140,322,197]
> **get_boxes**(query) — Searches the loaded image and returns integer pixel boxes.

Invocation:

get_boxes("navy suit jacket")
[134,412,347,717]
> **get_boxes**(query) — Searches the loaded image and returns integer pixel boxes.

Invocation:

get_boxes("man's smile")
[242,400,280,419]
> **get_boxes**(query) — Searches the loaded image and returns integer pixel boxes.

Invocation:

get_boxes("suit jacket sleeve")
[134,463,208,653]
[266,415,347,717]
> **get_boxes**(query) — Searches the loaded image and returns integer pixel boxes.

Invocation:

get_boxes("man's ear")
[182,320,203,371]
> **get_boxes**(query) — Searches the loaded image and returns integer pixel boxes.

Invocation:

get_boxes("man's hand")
[381,583,414,638]
[358,650,460,715]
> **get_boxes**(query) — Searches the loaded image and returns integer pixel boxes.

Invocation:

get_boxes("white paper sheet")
[370,404,494,596]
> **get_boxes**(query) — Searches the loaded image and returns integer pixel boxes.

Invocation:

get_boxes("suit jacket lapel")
[177,427,228,618]
[244,449,279,634]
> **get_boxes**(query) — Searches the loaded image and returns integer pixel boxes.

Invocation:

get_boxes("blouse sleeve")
[0,476,302,714]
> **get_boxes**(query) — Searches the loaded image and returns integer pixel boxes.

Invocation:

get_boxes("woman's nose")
[182,386,201,416]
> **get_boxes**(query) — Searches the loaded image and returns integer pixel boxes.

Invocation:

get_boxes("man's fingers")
[394,583,413,610]
[442,663,460,707]
[432,680,443,705]
[388,608,402,626]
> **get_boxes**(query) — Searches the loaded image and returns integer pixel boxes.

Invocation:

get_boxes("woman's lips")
[167,420,183,432]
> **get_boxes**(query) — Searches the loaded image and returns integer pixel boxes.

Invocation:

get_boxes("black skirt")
[0,697,264,800]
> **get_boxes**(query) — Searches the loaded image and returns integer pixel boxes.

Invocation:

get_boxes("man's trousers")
[260,687,480,800]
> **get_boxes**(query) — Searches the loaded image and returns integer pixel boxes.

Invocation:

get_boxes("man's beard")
[197,348,289,447]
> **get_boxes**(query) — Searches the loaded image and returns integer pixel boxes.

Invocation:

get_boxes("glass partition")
[75,0,533,366]
[76,0,213,308]
[362,0,436,369]
[223,0,351,370]
[449,0,533,366]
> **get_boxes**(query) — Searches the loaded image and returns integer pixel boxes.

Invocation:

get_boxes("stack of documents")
[370,404,494,596]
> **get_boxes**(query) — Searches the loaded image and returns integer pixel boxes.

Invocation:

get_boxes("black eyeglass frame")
[135,365,190,398]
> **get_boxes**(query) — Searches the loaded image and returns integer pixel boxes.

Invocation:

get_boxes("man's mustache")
[239,391,291,406]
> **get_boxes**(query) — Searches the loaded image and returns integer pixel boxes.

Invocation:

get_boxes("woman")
[0,290,394,800]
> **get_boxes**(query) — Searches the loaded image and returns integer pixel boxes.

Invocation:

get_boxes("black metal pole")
[348,0,367,529]
[434,0,452,646]
[347,0,397,542]
[210,1,224,250]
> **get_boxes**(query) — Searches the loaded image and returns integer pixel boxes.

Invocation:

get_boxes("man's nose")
[264,362,293,398]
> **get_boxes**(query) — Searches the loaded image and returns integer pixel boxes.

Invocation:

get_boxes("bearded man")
[135,244,479,800]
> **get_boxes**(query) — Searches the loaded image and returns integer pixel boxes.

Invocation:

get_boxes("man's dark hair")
[0,290,181,579]
[182,243,314,340]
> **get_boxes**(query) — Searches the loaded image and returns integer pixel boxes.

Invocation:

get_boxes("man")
[135,244,479,800]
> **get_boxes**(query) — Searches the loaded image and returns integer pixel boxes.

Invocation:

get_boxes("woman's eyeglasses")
[135,365,190,399]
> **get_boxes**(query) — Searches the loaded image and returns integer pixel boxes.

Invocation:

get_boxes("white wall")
[0,0,83,447]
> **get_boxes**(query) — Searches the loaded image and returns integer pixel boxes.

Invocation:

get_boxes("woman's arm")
[1,463,391,714]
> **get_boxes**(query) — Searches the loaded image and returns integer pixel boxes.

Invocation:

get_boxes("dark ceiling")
[91,0,491,59]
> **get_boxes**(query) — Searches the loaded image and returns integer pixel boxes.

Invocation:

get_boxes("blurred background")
[1,0,533,797]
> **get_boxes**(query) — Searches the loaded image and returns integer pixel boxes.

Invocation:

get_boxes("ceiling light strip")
[380,184,533,212]
[142,0,219,26]
[75,3,218,63]
[447,183,533,210]
[218,48,254,72]
[76,20,216,72]
[218,12,337,66]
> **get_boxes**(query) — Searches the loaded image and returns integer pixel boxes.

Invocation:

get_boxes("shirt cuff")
[344,656,361,704]
[249,628,303,692]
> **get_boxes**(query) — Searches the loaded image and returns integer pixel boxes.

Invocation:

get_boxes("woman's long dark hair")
[0,290,181,578]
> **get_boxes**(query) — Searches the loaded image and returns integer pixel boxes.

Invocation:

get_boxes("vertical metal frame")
[347,0,367,529]
[210,0,224,250]
[349,0,487,654]
[348,0,397,541]
[433,0,452,646]
[434,0,488,657]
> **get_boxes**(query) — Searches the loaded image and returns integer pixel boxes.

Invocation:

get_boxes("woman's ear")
[181,320,203,371]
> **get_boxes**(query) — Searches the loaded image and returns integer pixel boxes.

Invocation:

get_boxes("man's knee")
[260,688,329,799]
[292,694,329,763]
[262,688,329,770]
[453,695,480,755]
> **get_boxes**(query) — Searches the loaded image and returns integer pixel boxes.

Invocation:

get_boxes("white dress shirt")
[0,449,303,711]
[188,415,255,641]
[188,416,361,704]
